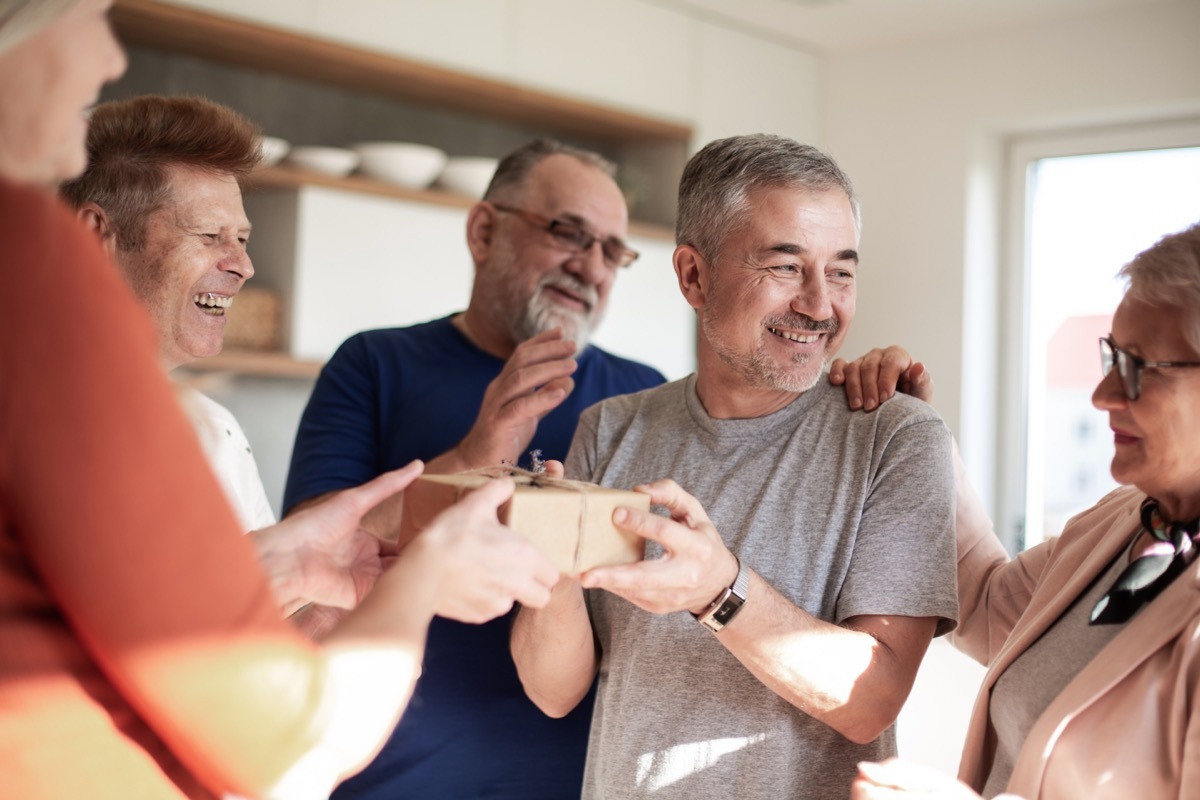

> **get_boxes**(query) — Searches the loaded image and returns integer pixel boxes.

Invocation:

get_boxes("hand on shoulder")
[829,345,933,411]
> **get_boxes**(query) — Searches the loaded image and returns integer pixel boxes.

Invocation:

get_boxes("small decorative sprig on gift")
[496,450,548,484]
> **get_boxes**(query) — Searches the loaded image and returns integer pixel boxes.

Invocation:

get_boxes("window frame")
[998,117,1200,552]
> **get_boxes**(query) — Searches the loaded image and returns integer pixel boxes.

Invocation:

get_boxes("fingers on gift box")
[400,471,647,574]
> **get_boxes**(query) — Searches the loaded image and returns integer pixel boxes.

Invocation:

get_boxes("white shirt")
[179,387,276,531]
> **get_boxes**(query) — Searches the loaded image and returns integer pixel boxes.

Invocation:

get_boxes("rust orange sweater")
[0,179,328,797]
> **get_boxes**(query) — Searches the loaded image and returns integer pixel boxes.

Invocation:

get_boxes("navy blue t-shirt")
[284,315,665,800]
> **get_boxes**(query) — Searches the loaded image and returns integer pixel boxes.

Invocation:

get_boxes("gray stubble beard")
[702,307,831,394]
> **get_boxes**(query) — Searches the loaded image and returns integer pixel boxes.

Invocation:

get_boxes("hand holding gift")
[580,478,739,616]
[405,476,562,623]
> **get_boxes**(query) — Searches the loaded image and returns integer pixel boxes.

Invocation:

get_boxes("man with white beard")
[283,138,664,800]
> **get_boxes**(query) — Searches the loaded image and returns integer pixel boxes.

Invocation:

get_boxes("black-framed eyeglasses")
[1099,335,1200,401]
[491,203,639,269]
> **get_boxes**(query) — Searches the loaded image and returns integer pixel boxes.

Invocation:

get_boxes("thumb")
[903,363,934,403]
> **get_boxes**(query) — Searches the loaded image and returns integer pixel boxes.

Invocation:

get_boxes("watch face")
[712,593,745,627]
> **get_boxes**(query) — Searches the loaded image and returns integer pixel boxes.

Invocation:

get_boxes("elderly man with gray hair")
[512,133,959,800]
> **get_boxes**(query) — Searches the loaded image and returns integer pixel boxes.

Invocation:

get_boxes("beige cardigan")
[951,470,1200,800]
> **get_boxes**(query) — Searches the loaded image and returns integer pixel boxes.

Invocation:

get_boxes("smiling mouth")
[768,327,821,344]
[194,293,232,316]
[1112,428,1139,445]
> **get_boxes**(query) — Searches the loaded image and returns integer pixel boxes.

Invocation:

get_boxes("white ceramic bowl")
[353,141,447,189]
[436,156,499,199]
[286,145,360,178]
[258,135,290,168]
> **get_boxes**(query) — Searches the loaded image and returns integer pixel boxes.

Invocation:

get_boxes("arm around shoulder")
[949,440,1044,665]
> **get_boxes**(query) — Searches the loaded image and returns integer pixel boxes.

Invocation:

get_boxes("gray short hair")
[0,0,77,56]
[483,137,616,204]
[1120,221,1200,352]
[676,133,860,261]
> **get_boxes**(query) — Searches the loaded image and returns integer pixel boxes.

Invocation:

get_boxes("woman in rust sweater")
[0,2,559,797]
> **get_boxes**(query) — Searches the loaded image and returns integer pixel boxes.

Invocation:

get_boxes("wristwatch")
[692,556,750,633]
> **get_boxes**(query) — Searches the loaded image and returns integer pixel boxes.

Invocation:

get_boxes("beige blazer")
[950,475,1200,800]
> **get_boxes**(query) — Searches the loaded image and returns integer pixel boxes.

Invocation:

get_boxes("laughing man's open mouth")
[194,292,232,316]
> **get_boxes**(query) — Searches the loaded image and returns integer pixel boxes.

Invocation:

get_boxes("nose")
[791,272,834,321]
[1091,364,1126,411]
[219,243,254,282]
[564,239,610,286]
[103,20,129,83]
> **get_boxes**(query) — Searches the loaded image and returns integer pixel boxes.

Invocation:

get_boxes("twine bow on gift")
[467,464,594,492]
[1090,497,1200,626]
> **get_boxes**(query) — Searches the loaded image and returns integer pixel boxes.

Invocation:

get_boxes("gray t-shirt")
[566,375,958,800]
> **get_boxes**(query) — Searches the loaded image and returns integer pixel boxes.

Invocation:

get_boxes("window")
[1000,121,1200,552]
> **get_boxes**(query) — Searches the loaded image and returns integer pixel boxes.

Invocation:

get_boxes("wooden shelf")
[246,165,676,241]
[247,164,476,209]
[178,350,324,380]
[111,0,692,145]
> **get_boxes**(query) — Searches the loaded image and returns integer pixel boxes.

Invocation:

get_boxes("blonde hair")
[0,0,78,56]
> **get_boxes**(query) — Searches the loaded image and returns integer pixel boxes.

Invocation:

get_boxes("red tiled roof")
[1047,314,1112,388]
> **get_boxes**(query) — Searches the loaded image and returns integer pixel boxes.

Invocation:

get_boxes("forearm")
[719,571,934,744]
[263,643,422,798]
[245,564,434,796]
[276,543,442,788]
[948,441,1037,665]
[424,446,479,476]
[423,432,521,475]
[511,580,597,717]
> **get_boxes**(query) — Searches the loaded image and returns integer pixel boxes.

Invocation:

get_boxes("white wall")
[826,1,1200,512]
[243,187,697,380]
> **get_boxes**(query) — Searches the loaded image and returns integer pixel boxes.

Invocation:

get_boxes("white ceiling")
[655,0,1174,54]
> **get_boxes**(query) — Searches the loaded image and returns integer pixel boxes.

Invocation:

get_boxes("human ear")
[466,201,500,267]
[76,202,120,260]
[76,202,108,236]
[673,244,710,311]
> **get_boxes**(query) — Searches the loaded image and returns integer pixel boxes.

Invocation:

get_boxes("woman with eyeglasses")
[837,222,1200,799]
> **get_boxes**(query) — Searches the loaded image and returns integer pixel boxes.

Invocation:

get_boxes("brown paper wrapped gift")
[398,470,648,574]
